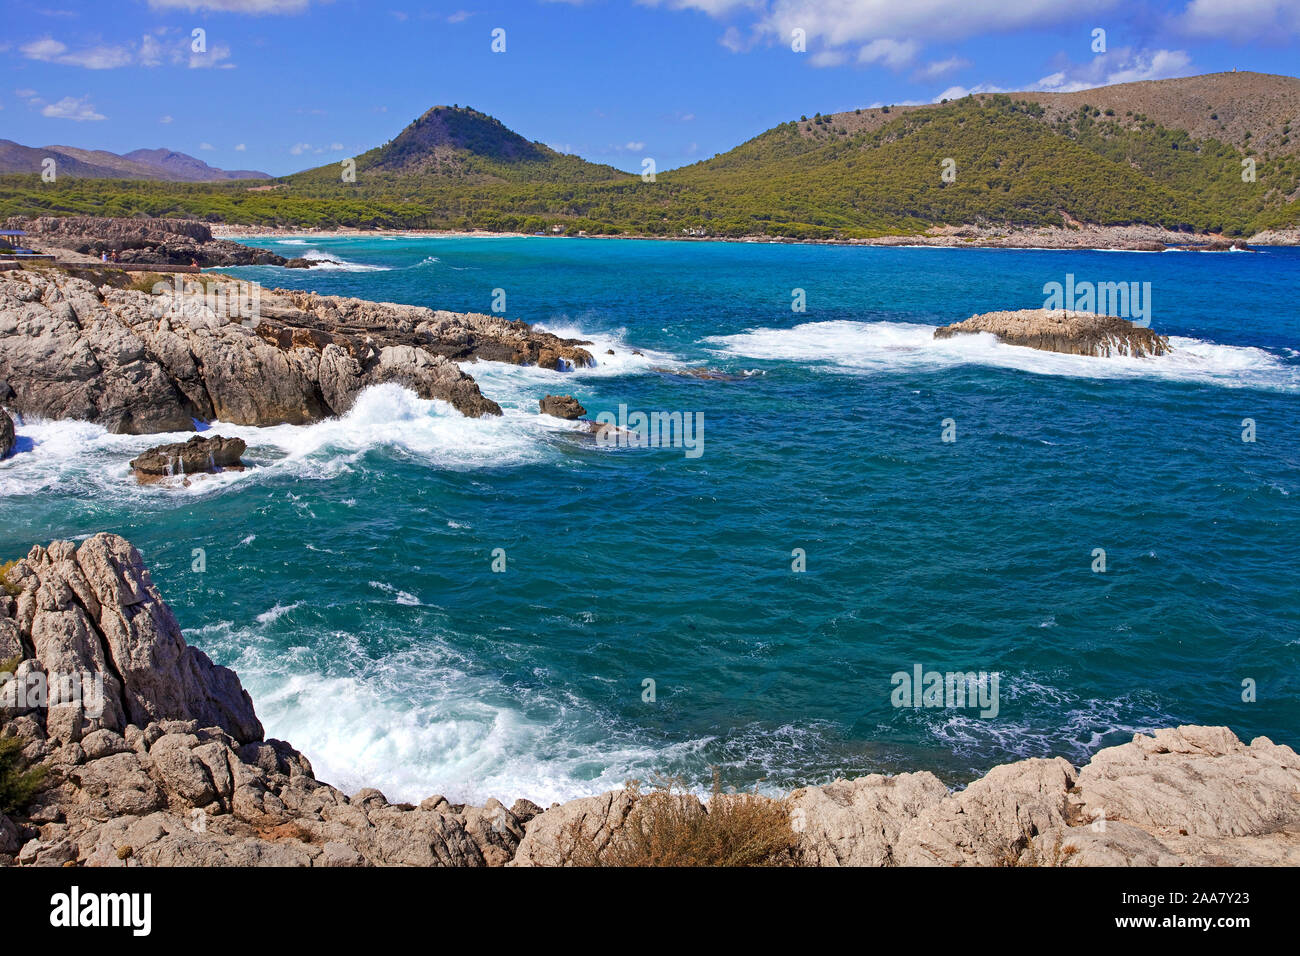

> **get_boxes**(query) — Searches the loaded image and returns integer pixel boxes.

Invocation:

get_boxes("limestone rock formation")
[509,788,641,867]
[2,535,262,745]
[0,407,13,459]
[934,309,1172,357]
[788,771,949,866]
[130,435,246,480]
[0,534,525,868]
[0,269,602,433]
[2,216,286,268]
[539,394,586,419]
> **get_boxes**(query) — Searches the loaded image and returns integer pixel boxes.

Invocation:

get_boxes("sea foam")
[706,320,1298,391]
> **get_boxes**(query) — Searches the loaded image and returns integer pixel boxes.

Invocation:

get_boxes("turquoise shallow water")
[2,236,1298,804]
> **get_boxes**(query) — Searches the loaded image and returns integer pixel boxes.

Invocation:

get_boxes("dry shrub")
[0,559,20,597]
[572,771,799,867]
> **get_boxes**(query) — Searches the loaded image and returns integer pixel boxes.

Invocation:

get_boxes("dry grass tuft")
[571,771,800,867]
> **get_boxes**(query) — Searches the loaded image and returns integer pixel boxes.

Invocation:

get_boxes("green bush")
[0,734,46,815]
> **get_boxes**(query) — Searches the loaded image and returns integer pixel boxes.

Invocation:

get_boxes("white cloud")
[21,37,134,69]
[1033,48,1192,93]
[624,140,647,151]
[809,50,847,67]
[200,142,215,150]
[146,0,313,13]
[914,55,970,80]
[933,82,1005,101]
[856,37,918,69]
[1178,0,1300,42]
[42,95,105,121]
[289,142,312,155]
[719,26,752,53]
[19,32,233,69]
[447,10,473,23]
[235,142,247,150]
[1105,49,1192,85]
[190,44,235,68]
[139,34,164,67]
[160,114,174,123]
[655,0,1119,60]
[20,38,66,59]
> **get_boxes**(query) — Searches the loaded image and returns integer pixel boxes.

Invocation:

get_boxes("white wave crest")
[0,384,553,500]
[706,320,1298,391]
[295,250,390,272]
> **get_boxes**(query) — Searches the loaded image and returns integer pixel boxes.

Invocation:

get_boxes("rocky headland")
[0,267,595,435]
[2,534,1297,867]
[935,309,1172,358]
[3,216,290,268]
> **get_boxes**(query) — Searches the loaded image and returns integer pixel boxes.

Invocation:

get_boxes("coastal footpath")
[2,535,1298,867]
[0,267,594,434]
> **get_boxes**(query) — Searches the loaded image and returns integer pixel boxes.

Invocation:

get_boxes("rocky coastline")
[212,221,1299,250]
[4,216,291,268]
[2,534,1297,867]
[0,267,594,435]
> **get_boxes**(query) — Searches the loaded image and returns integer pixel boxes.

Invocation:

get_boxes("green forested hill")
[2,74,1297,238]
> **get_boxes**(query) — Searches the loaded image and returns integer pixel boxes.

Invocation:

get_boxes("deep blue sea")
[3,236,1297,804]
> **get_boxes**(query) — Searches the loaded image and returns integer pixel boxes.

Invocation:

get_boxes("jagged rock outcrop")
[509,788,642,867]
[130,435,246,481]
[0,407,13,459]
[539,394,586,419]
[4,535,1297,867]
[272,290,595,371]
[934,309,1171,358]
[0,269,604,432]
[0,534,526,867]
[2,216,286,268]
[787,771,950,867]
[2,535,262,745]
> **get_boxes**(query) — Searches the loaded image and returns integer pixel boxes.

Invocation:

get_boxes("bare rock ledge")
[3,535,1297,867]
[935,309,1172,358]
[129,434,247,482]
[0,268,595,434]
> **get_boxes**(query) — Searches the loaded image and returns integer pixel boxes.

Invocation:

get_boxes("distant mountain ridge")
[0,140,269,181]
[290,105,621,185]
[0,72,1296,236]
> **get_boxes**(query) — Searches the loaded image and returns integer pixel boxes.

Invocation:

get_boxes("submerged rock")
[539,394,586,419]
[934,309,1171,358]
[651,366,748,381]
[130,434,246,481]
[1176,240,1253,252]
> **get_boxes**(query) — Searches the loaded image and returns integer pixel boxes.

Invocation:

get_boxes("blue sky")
[1,0,1297,175]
